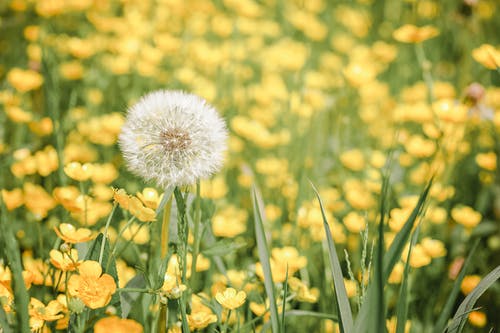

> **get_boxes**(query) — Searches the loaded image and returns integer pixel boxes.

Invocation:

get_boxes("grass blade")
[445,265,500,333]
[252,186,280,333]
[0,201,30,333]
[0,302,12,333]
[281,265,289,333]
[383,179,433,280]
[433,240,479,333]
[261,310,339,331]
[395,225,420,333]
[369,172,389,333]
[311,182,354,333]
[355,178,432,333]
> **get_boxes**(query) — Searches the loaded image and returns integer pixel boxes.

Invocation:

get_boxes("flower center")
[160,129,191,152]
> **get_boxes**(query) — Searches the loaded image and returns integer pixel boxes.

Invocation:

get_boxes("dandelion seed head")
[119,90,228,188]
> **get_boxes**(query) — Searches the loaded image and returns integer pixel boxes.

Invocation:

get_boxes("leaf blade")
[311,182,354,333]
[446,265,500,333]
[252,186,280,333]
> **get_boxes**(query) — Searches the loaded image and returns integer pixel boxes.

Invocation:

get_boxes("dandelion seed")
[119,90,228,188]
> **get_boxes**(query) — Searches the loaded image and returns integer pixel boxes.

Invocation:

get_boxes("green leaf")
[252,186,280,333]
[311,182,354,333]
[445,265,500,333]
[433,240,479,333]
[201,239,246,257]
[120,274,147,318]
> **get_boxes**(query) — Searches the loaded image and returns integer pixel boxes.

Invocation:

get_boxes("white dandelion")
[119,90,228,188]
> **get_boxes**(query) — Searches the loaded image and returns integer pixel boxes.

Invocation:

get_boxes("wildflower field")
[1,0,500,332]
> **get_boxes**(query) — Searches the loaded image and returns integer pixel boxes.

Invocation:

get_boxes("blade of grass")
[0,303,12,333]
[445,265,500,333]
[311,182,353,333]
[261,310,339,331]
[369,172,389,333]
[433,239,479,333]
[252,186,280,333]
[0,200,30,333]
[281,265,289,333]
[354,178,431,332]
[395,225,420,333]
[383,179,433,280]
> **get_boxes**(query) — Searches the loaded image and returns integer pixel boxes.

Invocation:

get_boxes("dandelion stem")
[190,180,202,289]
[160,192,172,259]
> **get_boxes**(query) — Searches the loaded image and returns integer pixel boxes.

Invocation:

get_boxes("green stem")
[117,287,156,294]
[161,196,172,259]
[190,181,202,289]
[99,203,117,265]
[222,310,232,333]
[415,43,435,103]
[79,181,88,226]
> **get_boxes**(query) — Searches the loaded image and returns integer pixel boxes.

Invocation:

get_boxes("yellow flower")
[468,311,487,328]
[402,244,431,268]
[29,117,54,136]
[7,68,44,92]
[64,162,94,181]
[29,297,64,331]
[1,188,24,210]
[90,163,119,184]
[461,275,481,295]
[60,61,84,80]
[136,188,162,209]
[161,273,187,299]
[475,152,497,171]
[215,287,246,310]
[67,260,117,309]
[340,149,365,171]
[271,247,307,274]
[420,238,446,258]
[388,207,412,232]
[94,316,143,333]
[54,223,95,243]
[23,182,56,219]
[49,249,80,271]
[113,189,156,222]
[405,135,436,158]
[288,277,319,303]
[472,44,500,70]
[128,196,156,222]
[393,24,439,43]
[114,188,130,209]
[187,311,218,330]
[344,279,358,298]
[4,106,32,123]
[388,262,404,284]
[53,186,81,212]
[451,205,482,229]
[212,205,248,238]
[343,212,366,233]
